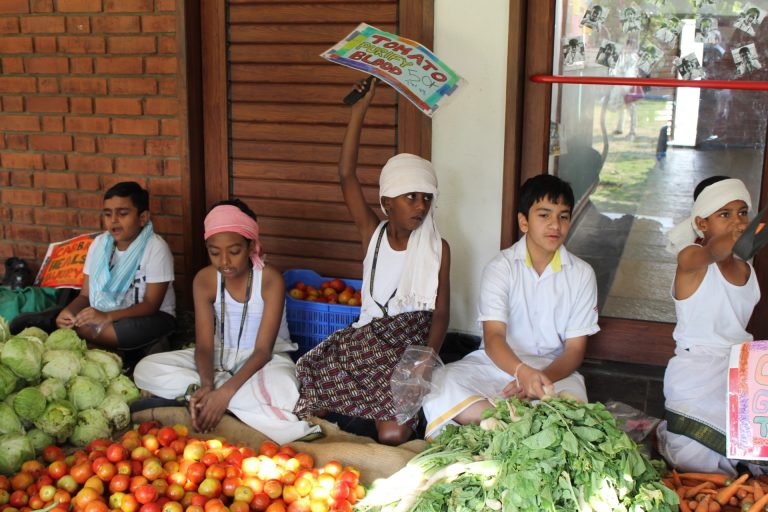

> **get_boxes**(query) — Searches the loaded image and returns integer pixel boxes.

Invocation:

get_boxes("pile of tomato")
[0,421,365,512]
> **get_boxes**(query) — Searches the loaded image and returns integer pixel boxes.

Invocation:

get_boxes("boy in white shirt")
[422,175,599,439]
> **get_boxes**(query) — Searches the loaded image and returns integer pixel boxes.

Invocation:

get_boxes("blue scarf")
[89,221,154,311]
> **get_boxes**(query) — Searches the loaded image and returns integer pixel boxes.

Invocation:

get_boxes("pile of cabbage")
[0,318,141,474]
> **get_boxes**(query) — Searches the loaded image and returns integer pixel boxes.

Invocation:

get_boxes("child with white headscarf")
[294,79,451,446]
[657,176,761,476]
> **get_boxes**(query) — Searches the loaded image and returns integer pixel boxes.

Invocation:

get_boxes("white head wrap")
[377,153,442,311]
[666,178,752,254]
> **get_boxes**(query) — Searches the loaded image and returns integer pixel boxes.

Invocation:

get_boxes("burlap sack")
[132,407,425,485]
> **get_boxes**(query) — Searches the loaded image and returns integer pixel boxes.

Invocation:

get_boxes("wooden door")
[201,1,433,278]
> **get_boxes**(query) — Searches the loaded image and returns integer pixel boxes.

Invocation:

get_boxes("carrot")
[673,469,684,488]
[662,477,674,489]
[754,480,764,501]
[679,488,693,512]
[687,481,716,498]
[696,496,711,512]
[716,474,750,505]
[709,500,722,512]
[747,492,768,512]
[680,473,733,486]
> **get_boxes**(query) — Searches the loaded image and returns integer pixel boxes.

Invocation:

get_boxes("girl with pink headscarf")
[293,79,451,446]
[134,199,320,443]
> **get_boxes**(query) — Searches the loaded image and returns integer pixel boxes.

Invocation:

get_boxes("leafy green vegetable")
[44,328,86,352]
[38,378,67,402]
[34,399,77,442]
[0,363,18,401]
[42,350,82,382]
[0,402,24,434]
[69,408,110,447]
[357,399,678,512]
[18,327,48,344]
[0,432,34,475]
[67,376,106,411]
[1,336,43,380]
[13,387,47,421]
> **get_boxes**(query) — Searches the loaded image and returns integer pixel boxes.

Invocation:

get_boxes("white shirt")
[84,232,176,317]
[477,236,600,358]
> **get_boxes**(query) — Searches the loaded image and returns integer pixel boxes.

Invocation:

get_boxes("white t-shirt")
[477,236,599,359]
[84,232,176,317]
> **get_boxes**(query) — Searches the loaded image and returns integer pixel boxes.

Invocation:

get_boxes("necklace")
[369,223,397,316]
[217,268,253,374]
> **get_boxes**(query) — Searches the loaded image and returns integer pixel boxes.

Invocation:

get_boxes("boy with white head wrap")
[657,176,761,476]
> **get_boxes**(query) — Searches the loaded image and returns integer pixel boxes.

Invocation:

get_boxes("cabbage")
[4,392,16,407]
[38,378,67,402]
[0,433,34,475]
[27,428,54,455]
[1,336,42,381]
[18,327,48,343]
[34,400,77,441]
[68,376,105,411]
[79,360,108,384]
[44,328,86,352]
[83,349,123,380]
[13,387,47,421]
[0,316,9,343]
[107,375,140,404]
[0,403,23,434]
[41,350,81,382]
[0,364,18,400]
[98,394,130,431]
[69,408,110,447]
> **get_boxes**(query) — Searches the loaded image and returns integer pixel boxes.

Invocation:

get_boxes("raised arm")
[425,240,451,353]
[339,78,382,247]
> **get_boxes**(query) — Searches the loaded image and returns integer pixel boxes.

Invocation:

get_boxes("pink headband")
[204,205,264,269]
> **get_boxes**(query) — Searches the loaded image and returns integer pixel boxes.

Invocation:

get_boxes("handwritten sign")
[321,23,464,117]
[35,233,98,289]
[727,341,768,459]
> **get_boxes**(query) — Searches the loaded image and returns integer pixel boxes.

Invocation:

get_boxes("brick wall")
[0,0,186,290]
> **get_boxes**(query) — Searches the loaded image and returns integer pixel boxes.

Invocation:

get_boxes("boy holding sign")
[659,176,760,475]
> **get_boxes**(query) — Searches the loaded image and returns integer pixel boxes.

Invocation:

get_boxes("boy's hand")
[56,309,76,328]
[502,365,554,400]
[350,77,377,114]
[189,385,232,433]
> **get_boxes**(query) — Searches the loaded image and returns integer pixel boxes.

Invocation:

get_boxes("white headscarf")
[666,178,752,254]
[378,153,442,311]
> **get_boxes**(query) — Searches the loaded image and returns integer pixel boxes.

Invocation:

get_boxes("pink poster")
[727,341,768,459]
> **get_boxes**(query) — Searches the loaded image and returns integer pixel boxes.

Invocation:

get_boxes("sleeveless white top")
[672,259,760,350]
[214,268,294,353]
[354,222,410,327]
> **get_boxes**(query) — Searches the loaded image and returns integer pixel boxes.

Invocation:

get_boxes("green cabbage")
[13,387,47,421]
[38,378,67,402]
[41,350,81,382]
[34,399,77,441]
[98,394,130,431]
[0,403,24,434]
[1,336,42,381]
[107,375,141,404]
[69,408,110,447]
[3,392,16,407]
[0,364,18,401]
[27,428,54,455]
[18,327,48,343]
[44,329,86,352]
[68,376,105,411]
[0,316,9,343]
[0,433,34,475]
[83,349,123,380]
[79,360,108,384]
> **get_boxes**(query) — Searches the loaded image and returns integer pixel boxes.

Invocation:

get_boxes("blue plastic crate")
[283,269,362,360]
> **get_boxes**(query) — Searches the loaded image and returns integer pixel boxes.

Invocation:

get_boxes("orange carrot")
[673,469,684,488]
[716,474,750,505]
[679,488,693,512]
[680,473,733,486]
[708,500,721,512]
[754,480,764,501]
[747,492,768,512]
[695,496,710,512]
[687,481,716,498]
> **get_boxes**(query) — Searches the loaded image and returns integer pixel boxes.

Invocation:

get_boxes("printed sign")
[35,233,98,289]
[727,341,768,459]
[320,23,464,117]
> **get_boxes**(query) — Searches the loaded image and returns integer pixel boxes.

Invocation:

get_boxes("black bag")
[2,257,33,290]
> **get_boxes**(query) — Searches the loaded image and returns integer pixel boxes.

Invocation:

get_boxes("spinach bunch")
[356,398,678,512]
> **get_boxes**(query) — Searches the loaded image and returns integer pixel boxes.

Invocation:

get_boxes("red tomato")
[293,454,313,471]
[142,435,160,453]
[330,481,349,502]
[96,461,117,482]
[10,472,34,491]
[138,421,161,436]
[161,501,182,512]
[0,475,9,491]
[221,478,239,498]
[336,471,358,489]
[286,498,311,512]
[277,445,296,458]
[249,493,270,512]
[28,495,44,510]
[9,490,29,507]
[321,462,342,479]
[196,479,221,499]
[38,484,56,502]
[258,441,278,458]
[202,498,226,512]
[330,501,352,512]
[156,448,177,464]
[229,501,249,512]
[85,500,109,512]
[265,501,287,512]
[262,480,282,500]
[165,484,184,502]
[186,463,206,485]
[199,453,219,468]
[121,493,140,512]
[110,474,131,493]
[152,479,168,498]
[156,427,178,448]
[142,460,165,482]
[130,476,150,493]
[204,465,225,481]
[70,462,94,484]
[57,475,79,494]
[73,487,102,509]
[20,461,44,476]
[52,489,71,505]
[116,461,133,476]
[131,447,153,462]
[107,444,129,463]
[169,440,186,456]
[241,477,264,495]
[139,502,162,512]
[223,451,243,468]
[42,446,65,463]
[135,484,159,505]
[186,505,204,512]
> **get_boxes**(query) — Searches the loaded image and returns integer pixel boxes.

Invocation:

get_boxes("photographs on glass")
[580,4,609,30]
[732,43,762,77]
[637,42,663,75]
[620,4,643,33]
[695,16,719,44]
[596,40,623,68]
[655,16,682,45]
[674,53,705,80]
[563,35,586,68]
[734,3,766,37]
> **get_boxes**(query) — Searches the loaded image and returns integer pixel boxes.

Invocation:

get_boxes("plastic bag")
[390,346,444,425]
[604,400,660,443]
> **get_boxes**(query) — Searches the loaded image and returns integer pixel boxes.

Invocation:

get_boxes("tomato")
[202,498,226,512]
[156,448,177,464]
[262,480,282,501]
[293,477,312,498]
[167,472,185,487]
[138,421,161,436]
[70,462,94,484]
[186,463,206,485]
[241,477,263,495]
[330,481,349,502]
[161,501,183,512]
[315,475,334,492]
[28,495,44,510]
[271,453,291,469]
[0,475,9,491]
[38,484,56,502]
[37,475,53,487]
[283,459,300,474]
[84,475,106,494]
[182,443,205,462]
[264,501,286,512]
[277,445,296,458]
[142,460,165,482]
[286,498,311,512]
[186,505,204,512]
[258,441,278,458]
[10,473,34,492]
[293,454,313,471]
[52,489,71,505]
[204,465,225,481]
[223,451,243,469]
[121,493,140,512]
[240,458,260,478]
[42,446,65,463]
[84,500,109,512]
[199,453,219,468]
[152,479,168,498]
[135,484,159,505]
[307,500,327,512]
[232,486,253,504]
[281,485,298,505]
[189,494,207,507]
[88,438,112,453]
[280,472,296,486]
[131,447,153,462]
[21,461,44,476]
[249,493,270,512]
[329,501,352,512]
[122,437,141,452]
[116,461,133,476]
[139,502,162,512]
[73,487,103,509]
[169,440,187,456]
[165,484,184,502]
[336,471,358,490]
[142,435,160,453]
[9,490,28,507]
[221,478,239,498]
[110,474,131,493]
[96,461,117,482]
[171,424,188,437]
[163,461,180,476]
[229,501,249,512]
[197,479,221,500]
[56,475,79,494]
[321,462,342,479]
[107,444,129,463]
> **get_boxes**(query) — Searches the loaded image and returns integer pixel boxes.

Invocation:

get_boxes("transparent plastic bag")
[604,400,661,443]
[390,345,444,425]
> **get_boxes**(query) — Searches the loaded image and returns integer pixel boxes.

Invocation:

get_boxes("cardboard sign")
[321,23,464,117]
[727,341,768,459]
[35,233,98,289]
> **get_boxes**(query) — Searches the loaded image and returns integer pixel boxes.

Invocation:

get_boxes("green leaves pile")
[357,398,678,512]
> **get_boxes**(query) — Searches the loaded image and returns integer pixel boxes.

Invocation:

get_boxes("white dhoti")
[657,344,738,476]
[133,345,321,445]
[421,349,587,439]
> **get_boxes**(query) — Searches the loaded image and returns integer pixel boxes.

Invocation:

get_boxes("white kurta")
[658,259,759,475]
[133,268,321,444]
[422,237,600,438]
